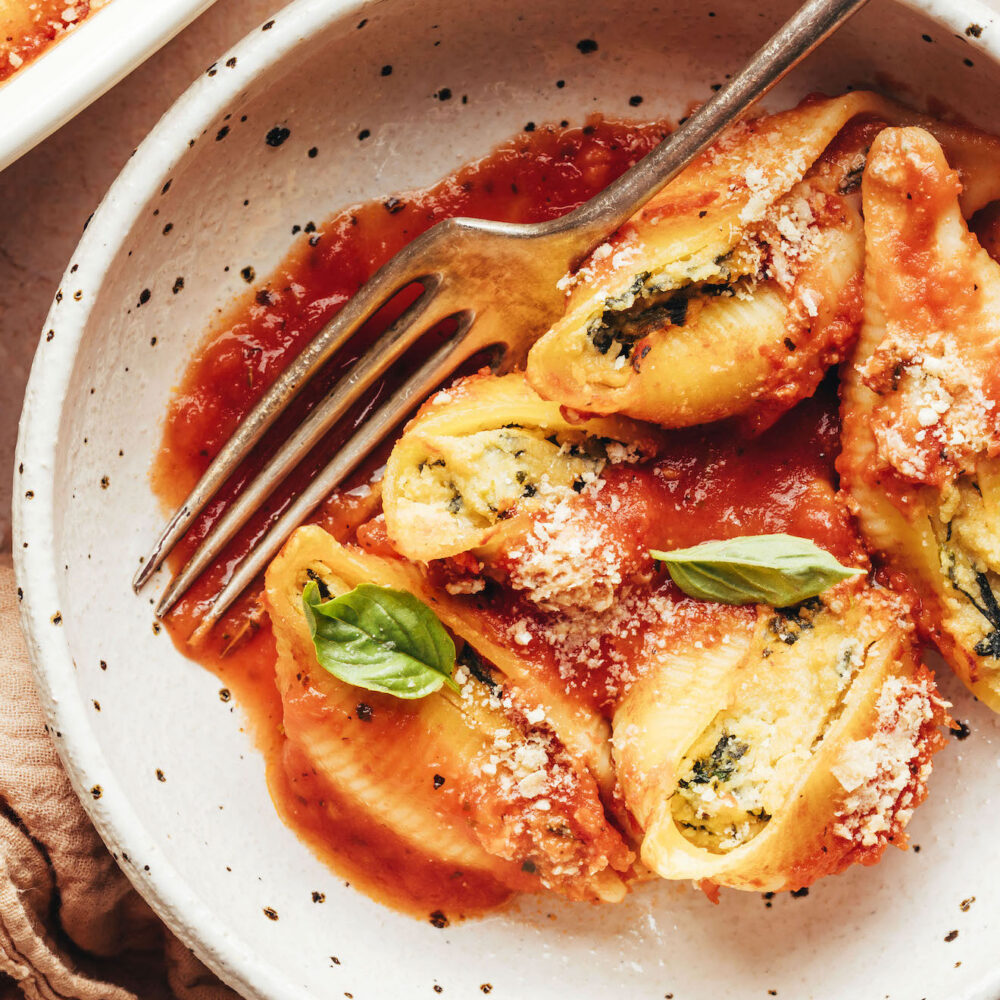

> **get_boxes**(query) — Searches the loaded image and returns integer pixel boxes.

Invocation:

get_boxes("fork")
[135,0,871,629]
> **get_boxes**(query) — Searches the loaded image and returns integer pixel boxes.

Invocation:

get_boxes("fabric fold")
[0,557,236,1000]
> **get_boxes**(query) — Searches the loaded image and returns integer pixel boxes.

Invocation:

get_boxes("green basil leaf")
[649,534,862,607]
[302,580,459,699]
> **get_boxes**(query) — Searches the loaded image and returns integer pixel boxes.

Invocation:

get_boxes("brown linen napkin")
[0,555,238,1000]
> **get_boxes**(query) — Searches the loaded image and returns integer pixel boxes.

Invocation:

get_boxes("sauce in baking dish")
[0,0,106,81]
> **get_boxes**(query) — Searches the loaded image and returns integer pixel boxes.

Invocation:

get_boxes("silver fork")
[135,0,870,629]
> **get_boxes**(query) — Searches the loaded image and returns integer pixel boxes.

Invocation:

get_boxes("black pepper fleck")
[960,896,975,911]
[219,688,231,702]
[172,277,185,294]
[156,769,166,782]
[358,129,371,141]
[790,887,808,898]
[429,910,449,928]
[576,38,598,54]
[356,702,374,722]
[216,126,230,141]
[308,146,318,158]
[138,288,151,306]
[90,785,102,799]
[226,56,237,67]
[241,266,256,283]
[433,774,445,789]
[262,19,275,29]
[381,64,393,76]
[435,87,452,100]
[945,929,958,942]
[629,95,643,106]
[263,907,279,921]
[967,23,983,37]
[312,891,326,902]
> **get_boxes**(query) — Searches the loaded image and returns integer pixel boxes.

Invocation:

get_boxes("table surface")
[0,0,283,548]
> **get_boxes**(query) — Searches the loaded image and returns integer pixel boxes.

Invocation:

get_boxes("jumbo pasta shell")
[264,525,633,901]
[839,126,1000,710]
[612,585,946,892]
[381,371,659,562]
[526,93,1000,431]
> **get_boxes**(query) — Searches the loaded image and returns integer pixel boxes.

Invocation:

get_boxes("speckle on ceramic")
[12,0,1000,998]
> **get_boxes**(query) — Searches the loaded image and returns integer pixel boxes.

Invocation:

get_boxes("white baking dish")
[0,0,218,172]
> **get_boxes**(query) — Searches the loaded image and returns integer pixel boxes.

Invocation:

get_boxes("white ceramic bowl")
[13,0,1000,996]
[0,0,219,172]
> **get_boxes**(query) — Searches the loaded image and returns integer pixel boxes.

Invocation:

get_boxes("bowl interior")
[17,0,1000,997]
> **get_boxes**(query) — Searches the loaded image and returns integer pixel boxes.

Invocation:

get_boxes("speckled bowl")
[13,0,1000,997]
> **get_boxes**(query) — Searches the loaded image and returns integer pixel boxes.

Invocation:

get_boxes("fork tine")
[132,254,442,593]
[189,314,482,638]
[154,281,454,617]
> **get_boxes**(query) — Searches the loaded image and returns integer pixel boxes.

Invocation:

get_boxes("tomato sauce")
[0,0,99,81]
[154,118,855,918]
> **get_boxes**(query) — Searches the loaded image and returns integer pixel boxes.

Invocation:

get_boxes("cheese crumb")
[833,675,938,847]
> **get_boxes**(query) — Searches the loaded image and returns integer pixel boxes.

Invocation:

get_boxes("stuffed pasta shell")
[612,581,947,893]
[526,93,1000,432]
[264,524,635,903]
[840,126,1000,711]
[381,371,659,565]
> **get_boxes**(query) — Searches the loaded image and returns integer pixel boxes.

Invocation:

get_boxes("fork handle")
[545,0,872,258]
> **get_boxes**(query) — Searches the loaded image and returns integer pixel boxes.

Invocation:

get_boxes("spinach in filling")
[677,733,749,789]
[587,284,690,358]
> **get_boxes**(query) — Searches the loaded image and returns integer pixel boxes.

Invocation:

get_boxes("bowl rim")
[0,0,221,173]
[12,0,1000,996]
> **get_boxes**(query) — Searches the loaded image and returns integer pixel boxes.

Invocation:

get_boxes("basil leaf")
[302,580,459,699]
[650,534,862,607]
